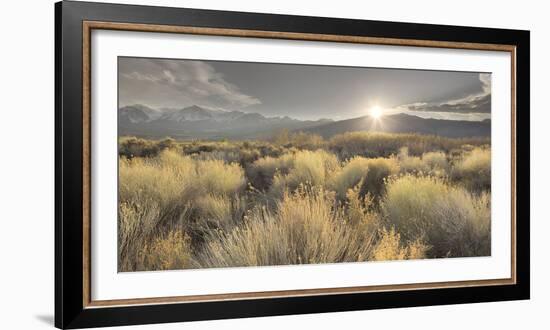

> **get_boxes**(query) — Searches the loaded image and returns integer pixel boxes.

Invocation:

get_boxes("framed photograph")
[55,1,530,328]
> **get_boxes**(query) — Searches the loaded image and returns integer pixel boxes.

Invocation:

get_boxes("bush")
[359,157,400,198]
[329,157,398,199]
[118,150,247,270]
[270,150,339,197]
[194,194,247,233]
[371,227,429,261]
[193,187,377,268]
[272,130,325,150]
[398,148,448,177]
[382,175,490,258]
[246,153,296,190]
[118,134,492,271]
[136,230,192,271]
[451,148,491,192]
[329,131,489,159]
[118,199,162,272]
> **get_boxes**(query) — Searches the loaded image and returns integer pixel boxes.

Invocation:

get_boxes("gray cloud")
[396,73,491,113]
[119,57,491,121]
[119,58,261,109]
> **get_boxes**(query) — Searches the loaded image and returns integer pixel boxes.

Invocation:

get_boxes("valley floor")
[117,131,491,272]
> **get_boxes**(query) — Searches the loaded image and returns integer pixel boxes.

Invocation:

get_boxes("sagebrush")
[118,132,491,271]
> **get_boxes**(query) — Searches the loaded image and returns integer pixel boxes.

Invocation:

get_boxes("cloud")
[396,73,491,113]
[119,58,261,109]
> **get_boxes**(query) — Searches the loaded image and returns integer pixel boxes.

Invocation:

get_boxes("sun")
[370,106,384,119]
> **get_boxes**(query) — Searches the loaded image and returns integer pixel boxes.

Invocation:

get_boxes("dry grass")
[329,131,488,159]
[137,230,192,271]
[451,147,491,192]
[371,227,429,261]
[194,187,377,268]
[398,148,448,177]
[118,133,492,271]
[382,175,490,257]
[118,150,246,271]
[329,157,399,200]
[269,150,339,197]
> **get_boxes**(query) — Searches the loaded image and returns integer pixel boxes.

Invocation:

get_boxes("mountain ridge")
[303,113,490,139]
[119,104,490,140]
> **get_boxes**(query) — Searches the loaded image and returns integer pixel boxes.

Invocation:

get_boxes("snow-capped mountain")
[119,104,162,123]
[119,104,332,139]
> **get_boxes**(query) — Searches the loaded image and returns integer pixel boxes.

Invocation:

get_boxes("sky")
[119,57,491,121]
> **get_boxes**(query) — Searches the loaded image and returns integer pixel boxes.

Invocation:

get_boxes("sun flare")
[370,106,384,119]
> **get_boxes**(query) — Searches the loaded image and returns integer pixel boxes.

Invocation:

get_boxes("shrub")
[195,159,246,196]
[422,151,448,173]
[382,175,490,258]
[329,157,370,199]
[286,131,325,150]
[345,185,379,230]
[118,135,492,271]
[119,136,161,158]
[329,157,398,200]
[359,157,400,198]
[270,150,339,197]
[118,199,162,272]
[272,130,325,150]
[329,131,489,159]
[246,153,296,190]
[398,148,448,177]
[136,230,192,271]
[371,227,429,261]
[194,194,247,233]
[193,187,377,268]
[451,148,491,192]
[118,150,247,270]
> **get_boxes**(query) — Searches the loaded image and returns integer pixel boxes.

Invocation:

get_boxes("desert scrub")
[135,230,192,271]
[193,194,247,233]
[328,156,399,200]
[118,150,247,270]
[371,227,429,261]
[246,153,296,190]
[193,187,377,268]
[269,150,339,197]
[118,199,162,272]
[247,150,338,194]
[382,175,490,258]
[328,157,370,199]
[397,148,449,177]
[358,157,400,198]
[329,132,489,159]
[451,147,491,192]
[272,130,325,150]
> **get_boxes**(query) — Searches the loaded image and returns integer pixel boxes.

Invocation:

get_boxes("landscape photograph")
[117,56,492,272]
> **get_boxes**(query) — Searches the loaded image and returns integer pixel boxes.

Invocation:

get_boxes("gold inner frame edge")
[81,20,517,308]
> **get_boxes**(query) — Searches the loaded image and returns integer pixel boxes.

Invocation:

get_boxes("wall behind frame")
[0,0,546,329]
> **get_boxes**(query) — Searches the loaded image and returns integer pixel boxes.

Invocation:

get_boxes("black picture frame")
[55,1,530,328]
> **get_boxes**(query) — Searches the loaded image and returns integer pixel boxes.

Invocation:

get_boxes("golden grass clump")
[118,133,492,271]
[451,147,491,192]
[194,187,377,268]
[118,150,247,271]
[371,227,429,261]
[118,199,162,272]
[382,175,490,258]
[329,157,399,199]
[329,157,370,199]
[136,230,192,271]
[246,153,296,190]
[329,131,488,159]
[269,150,339,196]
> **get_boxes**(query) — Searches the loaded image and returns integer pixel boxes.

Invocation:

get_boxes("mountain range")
[303,113,491,139]
[119,104,490,140]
